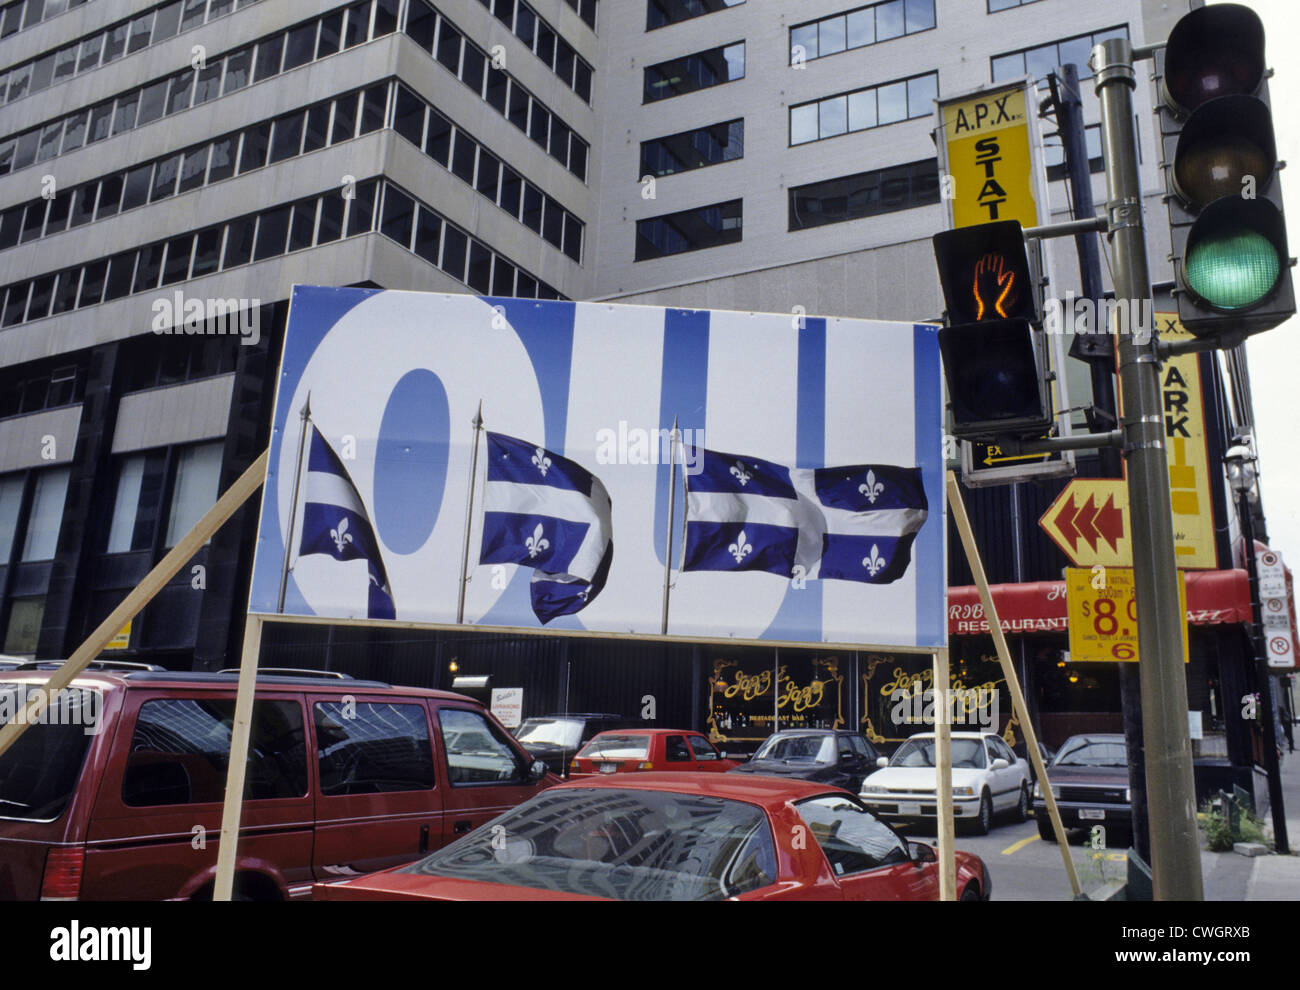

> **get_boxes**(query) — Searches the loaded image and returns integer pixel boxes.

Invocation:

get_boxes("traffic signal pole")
[1092,38,1204,900]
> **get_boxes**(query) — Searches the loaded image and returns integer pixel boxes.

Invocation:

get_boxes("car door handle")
[453,820,474,835]
[419,823,430,854]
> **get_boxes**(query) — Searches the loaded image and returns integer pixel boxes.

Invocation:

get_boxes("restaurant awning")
[947,569,1251,636]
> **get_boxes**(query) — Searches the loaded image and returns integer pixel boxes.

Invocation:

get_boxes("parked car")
[727,729,882,792]
[1034,733,1131,842]
[513,713,640,777]
[312,773,991,901]
[569,729,739,776]
[0,664,555,900]
[1015,740,1057,792]
[859,731,1032,835]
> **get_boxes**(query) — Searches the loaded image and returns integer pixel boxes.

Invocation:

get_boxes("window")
[424,107,451,162]
[223,47,251,93]
[788,158,939,230]
[687,735,720,761]
[644,42,744,102]
[123,699,307,805]
[0,475,24,562]
[164,443,222,546]
[665,735,691,761]
[394,86,424,145]
[3,598,44,654]
[106,453,167,553]
[648,0,743,31]
[636,199,741,261]
[1044,123,1104,180]
[178,147,208,192]
[166,69,194,114]
[380,187,414,247]
[314,701,436,795]
[790,0,933,64]
[991,25,1128,83]
[989,0,1041,10]
[795,795,909,876]
[269,111,304,163]
[283,21,317,70]
[21,467,69,561]
[790,71,936,145]
[438,708,522,783]
[192,60,222,105]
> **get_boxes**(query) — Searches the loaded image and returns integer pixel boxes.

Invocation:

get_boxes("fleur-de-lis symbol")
[863,543,886,577]
[730,461,752,486]
[858,470,885,504]
[525,522,549,559]
[729,529,753,564]
[532,447,551,477]
[330,517,353,554]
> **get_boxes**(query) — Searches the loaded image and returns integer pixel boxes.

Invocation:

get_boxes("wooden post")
[0,449,270,760]
[945,471,1081,897]
[213,613,264,901]
[934,647,956,901]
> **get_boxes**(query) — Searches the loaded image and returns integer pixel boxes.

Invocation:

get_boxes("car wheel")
[1037,817,1057,842]
[960,883,982,901]
[973,790,993,836]
[1014,783,1030,823]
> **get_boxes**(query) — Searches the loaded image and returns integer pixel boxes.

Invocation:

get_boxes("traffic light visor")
[1163,4,1265,115]
[1183,198,1286,311]
[1172,95,1276,208]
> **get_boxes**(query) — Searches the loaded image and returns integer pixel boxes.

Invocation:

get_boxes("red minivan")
[0,663,555,900]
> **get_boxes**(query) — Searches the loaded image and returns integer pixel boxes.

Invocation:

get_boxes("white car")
[859,732,1032,835]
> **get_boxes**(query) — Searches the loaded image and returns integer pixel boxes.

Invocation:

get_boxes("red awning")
[947,570,1251,636]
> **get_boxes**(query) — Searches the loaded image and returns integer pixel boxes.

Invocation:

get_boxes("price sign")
[1065,567,1189,663]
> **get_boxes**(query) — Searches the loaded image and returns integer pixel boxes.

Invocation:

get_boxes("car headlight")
[1034,783,1059,799]
[953,786,975,796]
[862,785,886,794]
[1124,788,1131,802]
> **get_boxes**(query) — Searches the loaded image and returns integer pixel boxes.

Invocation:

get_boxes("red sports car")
[313,774,990,901]
[568,728,739,776]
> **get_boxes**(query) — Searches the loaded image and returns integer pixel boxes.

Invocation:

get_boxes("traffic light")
[1158,3,1295,339]
[933,219,1053,441]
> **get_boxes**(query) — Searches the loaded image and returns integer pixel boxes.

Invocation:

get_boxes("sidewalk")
[1203,744,1300,900]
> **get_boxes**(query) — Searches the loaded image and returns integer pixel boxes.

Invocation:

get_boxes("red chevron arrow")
[1073,494,1099,553]
[1056,493,1082,548]
[1095,493,1124,551]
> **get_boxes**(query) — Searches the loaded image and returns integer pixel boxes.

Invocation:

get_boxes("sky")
[1219,0,1300,562]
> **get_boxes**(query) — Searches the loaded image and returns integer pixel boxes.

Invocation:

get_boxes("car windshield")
[578,734,650,760]
[1053,738,1128,767]
[401,787,778,900]
[890,738,986,769]
[753,734,834,764]
[0,683,98,822]
[514,718,584,750]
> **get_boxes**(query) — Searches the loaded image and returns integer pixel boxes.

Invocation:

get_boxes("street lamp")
[1224,439,1289,853]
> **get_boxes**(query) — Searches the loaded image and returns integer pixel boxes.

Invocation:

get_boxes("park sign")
[246,287,947,652]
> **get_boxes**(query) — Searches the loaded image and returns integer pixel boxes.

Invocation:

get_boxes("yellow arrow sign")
[974,442,1052,467]
[1040,480,1130,567]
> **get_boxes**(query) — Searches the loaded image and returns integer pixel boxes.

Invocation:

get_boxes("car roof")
[586,727,703,736]
[767,728,856,736]
[900,731,995,740]
[1060,733,1126,744]
[529,713,625,720]
[553,771,842,807]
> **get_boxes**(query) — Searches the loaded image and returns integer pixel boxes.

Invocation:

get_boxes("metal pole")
[276,395,312,613]
[1238,491,1290,853]
[661,417,679,635]
[455,401,484,625]
[1092,38,1203,900]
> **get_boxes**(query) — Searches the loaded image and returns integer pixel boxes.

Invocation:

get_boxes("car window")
[124,698,307,806]
[753,734,834,764]
[578,734,650,760]
[665,735,691,762]
[891,737,986,769]
[849,736,868,758]
[1054,738,1127,767]
[794,795,909,877]
[990,737,1016,764]
[439,707,524,783]
[838,737,854,760]
[687,735,719,761]
[314,701,436,795]
[0,683,97,821]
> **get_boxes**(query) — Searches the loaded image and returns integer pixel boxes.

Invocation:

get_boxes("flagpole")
[660,416,679,635]
[456,400,484,624]
[276,393,312,613]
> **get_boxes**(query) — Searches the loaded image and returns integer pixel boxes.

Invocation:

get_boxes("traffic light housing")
[933,220,1053,441]
[1158,3,1295,339]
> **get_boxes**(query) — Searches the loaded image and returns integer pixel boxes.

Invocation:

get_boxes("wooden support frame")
[933,647,956,901]
[946,471,1081,897]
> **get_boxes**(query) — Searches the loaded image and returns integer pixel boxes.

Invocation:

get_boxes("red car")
[313,773,990,901]
[568,728,738,777]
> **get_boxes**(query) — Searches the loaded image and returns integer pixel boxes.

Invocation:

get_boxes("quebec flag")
[684,448,927,585]
[298,425,396,619]
[479,432,613,624]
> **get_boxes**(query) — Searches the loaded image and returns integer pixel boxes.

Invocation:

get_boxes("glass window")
[124,699,307,805]
[208,136,236,181]
[60,110,86,153]
[153,1,182,39]
[95,175,123,220]
[152,154,180,201]
[269,111,304,162]
[535,22,555,67]
[25,275,52,320]
[162,234,193,284]
[461,42,486,95]
[795,795,908,876]
[132,243,163,292]
[437,708,522,784]
[665,735,691,762]
[514,2,535,46]
[380,187,414,247]
[253,205,290,260]
[3,598,45,654]
[103,251,136,300]
[875,0,904,40]
[102,23,127,63]
[394,86,424,145]
[106,453,165,552]
[644,42,744,102]
[192,60,223,105]
[574,60,591,102]
[440,224,467,280]
[406,0,435,49]
[521,183,542,232]
[165,443,222,546]
[137,80,168,127]
[34,122,61,163]
[331,91,357,144]
[907,74,937,118]
[78,260,106,307]
[17,202,44,243]
[877,80,907,124]
[283,21,317,71]
[239,123,270,172]
[819,17,846,58]
[343,1,369,47]
[374,0,398,35]
[790,23,817,62]
[528,105,548,148]
[905,0,934,31]
[688,735,720,761]
[475,150,499,200]
[53,44,76,82]
[506,84,528,131]
[541,199,562,248]
[180,0,206,31]
[485,67,507,114]
[563,214,581,262]
[467,241,491,293]
[303,103,330,153]
[451,134,476,183]
[316,11,342,58]
[127,12,152,53]
[315,701,436,794]
[636,199,742,261]
[77,35,103,73]
[819,95,847,139]
[166,69,194,114]
[223,47,252,93]
[848,89,876,131]
[317,195,344,243]
[845,7,874,48]
[436,22,461,74]
[112,92,139,135]
[359,84,386,133]
[499,166,521,216]
[21,467,69,561]
[548,119,570,167]
[346,180,376,235]
[254,33,285,81]
[51,270,79,314]
[0,475,25,561]
[413,206,441,264]
[790,104,818,145]
[491,256,513,295]
[192,226,222,276]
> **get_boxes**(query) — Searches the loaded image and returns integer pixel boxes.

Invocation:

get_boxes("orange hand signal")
[972,253,1016,320]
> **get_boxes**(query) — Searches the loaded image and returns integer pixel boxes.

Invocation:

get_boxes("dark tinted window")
[123,699,307,805]
[438,707,522,783]
[788,158,939,231]
[642,119,743,177]
[795,795,908,875]
[0,685,97,821]
[644,43,743,102]
[314,701,436,795]
[648,0,743,30]
[636,199,742,261]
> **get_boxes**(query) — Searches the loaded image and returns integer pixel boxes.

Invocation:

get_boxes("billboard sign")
[247,287,947,651]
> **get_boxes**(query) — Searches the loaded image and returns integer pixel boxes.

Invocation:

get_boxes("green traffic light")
[1185,228,1280,310]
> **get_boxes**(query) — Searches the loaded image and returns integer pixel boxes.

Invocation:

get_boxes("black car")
[1034,733,1131,842]
[513,713,640,777]
[728,729,882,792]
